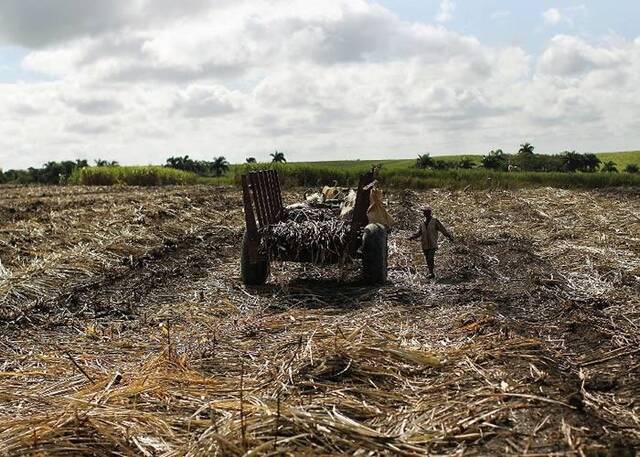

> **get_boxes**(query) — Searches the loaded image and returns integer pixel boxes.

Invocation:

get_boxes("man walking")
[409,207,454,278]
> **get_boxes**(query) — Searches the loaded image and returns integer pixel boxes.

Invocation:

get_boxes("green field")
[70,166,198,186]
[291,150,639,171]
[62,151,640,189]
[288,155,480,172]
[205,150,640,190]
[595,150,640,169]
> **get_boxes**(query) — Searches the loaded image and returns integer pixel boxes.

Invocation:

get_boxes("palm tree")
[270,151,286,163]
[518,143,534,155]
[166,155,192,171]
[415,154,434,169]
[516,143,536,171]
[583,153,601,172]
[481,149,508,171]
[602,161,618,173]
[95,159,119,167]
[211,156,230,176]
[246,157,257,164]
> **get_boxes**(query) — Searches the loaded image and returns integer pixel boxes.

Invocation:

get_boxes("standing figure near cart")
[409,207,454,279]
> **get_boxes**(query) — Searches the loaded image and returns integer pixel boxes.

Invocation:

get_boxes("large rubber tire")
[240,231,270,286]
[361,223,388,285]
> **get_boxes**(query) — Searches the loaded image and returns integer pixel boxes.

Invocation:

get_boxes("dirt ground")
[0,184,639,456]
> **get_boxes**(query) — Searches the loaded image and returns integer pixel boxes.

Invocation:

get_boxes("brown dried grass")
[1,185,639,455]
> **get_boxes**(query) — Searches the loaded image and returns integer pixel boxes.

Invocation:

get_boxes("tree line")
[0,159,118,185]
[3,146,637,185]
[164,151,286,176]
[0,151,288,184]
[416,144,639,174]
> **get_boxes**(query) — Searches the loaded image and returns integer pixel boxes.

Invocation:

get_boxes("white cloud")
[538,35,628,76]
[542,5,586,27]
[171,85,244,118]
[0,0,638,169]
[436,0,455,23]
[543,8,563,26]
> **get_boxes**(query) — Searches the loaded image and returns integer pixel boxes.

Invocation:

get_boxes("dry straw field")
[1,184,639,455]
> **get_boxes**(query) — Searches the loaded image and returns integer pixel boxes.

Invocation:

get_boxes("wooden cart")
[240,170,388,285]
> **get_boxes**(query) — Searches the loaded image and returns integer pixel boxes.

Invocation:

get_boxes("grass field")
[224,151,640,189]
[291,150,640,170]
[290,154,480,171]
[596,150,640,168]
[217,150,640,190]
[56,151,640,189]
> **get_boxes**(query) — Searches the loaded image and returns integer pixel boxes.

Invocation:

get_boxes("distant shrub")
[624,163,639,174]
[432,160,453,170]
[458,158,475,169]
[560,151,601,172]
[415,154,434,169]
[24,160,89,184]
[481,148,602,173]
[481,150,509,171]
[69,166,198,186]
[416,154,477,170]
[165,155,230,176]
[1,169,34,184]
[601,161,618,173]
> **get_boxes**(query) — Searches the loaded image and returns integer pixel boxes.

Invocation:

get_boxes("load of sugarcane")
[283,205,339,223]
[259,205,353,264]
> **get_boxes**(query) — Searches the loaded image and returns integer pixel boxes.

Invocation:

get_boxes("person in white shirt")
[408,207,454,279]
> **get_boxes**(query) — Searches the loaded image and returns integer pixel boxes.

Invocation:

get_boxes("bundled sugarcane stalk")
[259,204,354,264]
[284,206,338,223]
[259,219,352,264]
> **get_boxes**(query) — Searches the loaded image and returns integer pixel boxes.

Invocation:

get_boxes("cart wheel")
[362,223,388,285]
[241,231,270,285]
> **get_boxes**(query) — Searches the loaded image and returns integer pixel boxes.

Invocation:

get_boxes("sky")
[0,1,639,169]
